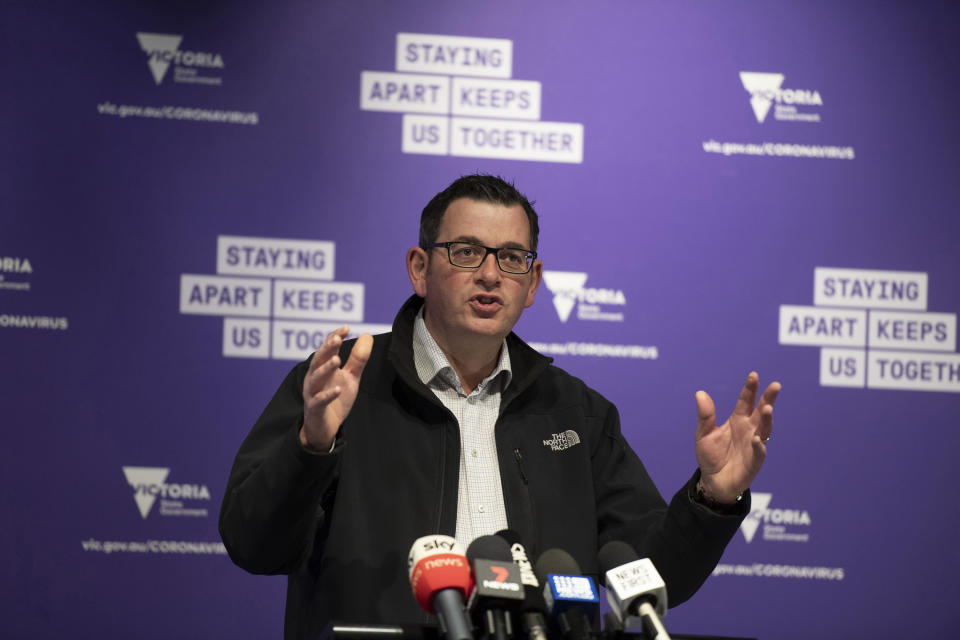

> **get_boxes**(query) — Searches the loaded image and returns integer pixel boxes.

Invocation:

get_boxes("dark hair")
[419,174,539,252]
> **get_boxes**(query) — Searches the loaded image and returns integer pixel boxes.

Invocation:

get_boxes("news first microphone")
[597,541,671,640]
[533,549,599,640]
[467,535,525,640]
[407,535,475,640]
[494,530,549,640]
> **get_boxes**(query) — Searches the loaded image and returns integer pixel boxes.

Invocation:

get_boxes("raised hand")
[694,372,781,504]
[299,326,373,452]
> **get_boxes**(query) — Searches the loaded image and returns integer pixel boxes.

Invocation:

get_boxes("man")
[219,175,780,640]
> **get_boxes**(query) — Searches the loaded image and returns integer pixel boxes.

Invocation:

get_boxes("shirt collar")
[412,306,512,395]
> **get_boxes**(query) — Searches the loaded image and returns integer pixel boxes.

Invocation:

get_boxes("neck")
[444,344,500,395]
[423,316,502,395]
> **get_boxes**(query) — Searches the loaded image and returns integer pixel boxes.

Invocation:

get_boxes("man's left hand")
[694,372,781,504]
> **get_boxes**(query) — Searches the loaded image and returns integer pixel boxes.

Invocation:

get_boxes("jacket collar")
[387,295,552,410]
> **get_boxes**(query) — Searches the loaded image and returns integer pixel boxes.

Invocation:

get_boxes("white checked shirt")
[412,309,511,549]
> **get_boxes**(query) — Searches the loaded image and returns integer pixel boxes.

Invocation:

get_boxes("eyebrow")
[449,235,531,251]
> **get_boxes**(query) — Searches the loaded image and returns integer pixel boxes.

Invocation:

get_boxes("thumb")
[694,390,717,440]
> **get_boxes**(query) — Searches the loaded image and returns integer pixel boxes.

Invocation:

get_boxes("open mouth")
[471,294,502,309]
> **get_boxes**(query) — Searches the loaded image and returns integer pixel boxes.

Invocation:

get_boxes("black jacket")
[220,295,748,640]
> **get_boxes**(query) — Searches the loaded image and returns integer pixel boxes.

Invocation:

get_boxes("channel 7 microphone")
[467,535,525,640]
[407,535,474,640]
[495,529,549,640]
[597,541,670,640]
[533,548,599,640]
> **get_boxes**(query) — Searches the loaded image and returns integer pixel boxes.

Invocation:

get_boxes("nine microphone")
[597,541,671,640]
[407,535,475,640]
[533,548,600,640]
[466,535,526,640]
[495,530,549,640]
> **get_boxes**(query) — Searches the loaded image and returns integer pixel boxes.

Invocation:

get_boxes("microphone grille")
[534,547,580,583]
[494,528,522,546]
[466,534,512,564]
[597,540,639,575]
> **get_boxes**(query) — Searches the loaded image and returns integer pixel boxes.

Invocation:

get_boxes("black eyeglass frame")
[431,241,538,274]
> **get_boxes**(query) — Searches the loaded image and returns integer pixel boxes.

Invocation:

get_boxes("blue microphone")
[533,548,599,640]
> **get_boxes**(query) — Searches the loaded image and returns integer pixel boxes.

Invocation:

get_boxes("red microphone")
[408,535,475,640]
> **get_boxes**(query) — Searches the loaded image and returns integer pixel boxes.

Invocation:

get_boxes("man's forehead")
[439,198,530,244]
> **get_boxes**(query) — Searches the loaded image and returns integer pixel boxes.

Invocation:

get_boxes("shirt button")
[471,449,478,457]
[478,505,485,513]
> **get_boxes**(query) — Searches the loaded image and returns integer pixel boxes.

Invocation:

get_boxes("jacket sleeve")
[218,358,343,575]
[592,401,748,606]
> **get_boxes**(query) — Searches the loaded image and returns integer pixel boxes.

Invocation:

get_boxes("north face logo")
[543,430,581,451]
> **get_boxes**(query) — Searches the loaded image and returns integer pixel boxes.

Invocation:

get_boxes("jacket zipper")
[513,448,529,485]
[435,424,446,533]
[512,446,539,555]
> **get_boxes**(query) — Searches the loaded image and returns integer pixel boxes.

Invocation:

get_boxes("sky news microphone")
[533,548,599,640]
[407,535,474,640]
[597,540,671,640]
[467,535,525,640]
[494,530,549,640]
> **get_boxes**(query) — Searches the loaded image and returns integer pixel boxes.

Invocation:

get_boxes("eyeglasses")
[431,241,537,274]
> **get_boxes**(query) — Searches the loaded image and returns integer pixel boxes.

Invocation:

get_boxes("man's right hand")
[299,326,373,452]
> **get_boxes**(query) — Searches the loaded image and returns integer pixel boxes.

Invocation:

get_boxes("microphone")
[597,541,671,640]
[467,535,525,640]
[407,535,475,640]
[533,548,599,640]
[495,530,549,640]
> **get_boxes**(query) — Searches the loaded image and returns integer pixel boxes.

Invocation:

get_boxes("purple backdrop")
[2,1,959,637]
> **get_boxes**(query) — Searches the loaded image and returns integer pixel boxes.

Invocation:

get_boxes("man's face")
[411,197,542,353]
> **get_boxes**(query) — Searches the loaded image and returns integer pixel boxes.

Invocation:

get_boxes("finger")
[304,353,341,396]
[694,390,717,440]
[757,382,779,440]
[732,371,759,416]
[306,385,342,409]
[308,326,350,373]
[343,333,374,379]
[758,403,774,441]
[758,381,782,409]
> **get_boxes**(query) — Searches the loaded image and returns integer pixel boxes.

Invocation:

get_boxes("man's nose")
[475,251,501,282]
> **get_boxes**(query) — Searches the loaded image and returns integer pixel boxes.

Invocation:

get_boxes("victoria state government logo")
[542,271,626,323]
[135,32,225,85]
[122,466,211,519]
[739,72,823,123]
[740,492,812,543]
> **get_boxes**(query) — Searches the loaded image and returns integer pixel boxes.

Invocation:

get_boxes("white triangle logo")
[136,32,183,85]
[542,271,588,323]
[122,466,170,519]
[739,72,784,123]
[740,492,772,543]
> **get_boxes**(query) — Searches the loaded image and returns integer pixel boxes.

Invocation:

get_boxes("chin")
[464,319,510,339]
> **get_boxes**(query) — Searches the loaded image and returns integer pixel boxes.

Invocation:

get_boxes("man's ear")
[524,259,542,308]
[407,246,429,297]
